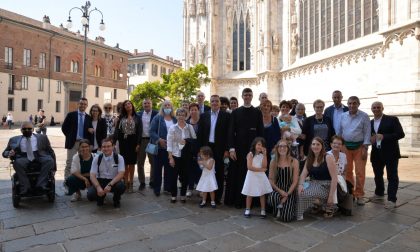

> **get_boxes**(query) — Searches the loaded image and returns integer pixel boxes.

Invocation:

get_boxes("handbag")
[145,116,161,155]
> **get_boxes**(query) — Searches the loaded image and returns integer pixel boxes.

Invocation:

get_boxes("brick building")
[0,8,131,123]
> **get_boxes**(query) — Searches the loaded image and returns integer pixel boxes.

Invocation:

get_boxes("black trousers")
[171,156,188,197]
[87,178,125,203]
[208,143,225,202]
[372,158,399,202]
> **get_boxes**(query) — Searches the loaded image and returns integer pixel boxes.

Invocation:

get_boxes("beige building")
[0,8,130,124]
[183,0,420,152]
[128,49,182,89]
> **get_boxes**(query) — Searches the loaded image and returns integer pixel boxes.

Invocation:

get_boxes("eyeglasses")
[104,107,112,110]
[22,128,33,131]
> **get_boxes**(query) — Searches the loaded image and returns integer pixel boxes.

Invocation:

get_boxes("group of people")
[3,87,405,221]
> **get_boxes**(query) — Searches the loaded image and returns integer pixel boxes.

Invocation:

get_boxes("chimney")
[150,49,154,54]
[95,36,105,44]
[42,15,51,29]
[115,43,120,48]
[134,49,138,54]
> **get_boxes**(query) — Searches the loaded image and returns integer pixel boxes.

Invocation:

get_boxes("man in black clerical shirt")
[225,88,264,208]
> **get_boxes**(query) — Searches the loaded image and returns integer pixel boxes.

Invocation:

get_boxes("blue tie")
[78,113,84,139]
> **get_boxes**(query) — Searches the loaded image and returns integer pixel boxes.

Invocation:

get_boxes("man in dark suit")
[198,95,230,203]
[196,91,210,114]
[2,122,55,194]
[136,98,158,190]
[62,97,93,180]
[324,90,349,134]
[370,101,405,209]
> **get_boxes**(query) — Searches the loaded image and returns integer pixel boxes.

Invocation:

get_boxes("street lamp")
[66,1,105,98]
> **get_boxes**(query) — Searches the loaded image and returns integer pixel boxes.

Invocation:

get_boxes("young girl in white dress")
[242,137,273,218]
[196,146,218,208]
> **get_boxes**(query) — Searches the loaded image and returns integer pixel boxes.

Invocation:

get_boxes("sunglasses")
[22,128,33,131]
[104,107,112,109]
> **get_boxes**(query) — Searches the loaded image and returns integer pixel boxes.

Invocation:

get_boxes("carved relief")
[289,0,298,64]
[189,0,196,17]
[226,5,232,31]
[259,30,264,48]
[226,45,232,67]
[272,32,280,54]
[198,0,206,16]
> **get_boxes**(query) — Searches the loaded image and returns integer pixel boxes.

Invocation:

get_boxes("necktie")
[26,137,35,161]
[78,113,84,139]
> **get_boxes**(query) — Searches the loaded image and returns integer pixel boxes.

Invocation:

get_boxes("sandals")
[324,205,336,218]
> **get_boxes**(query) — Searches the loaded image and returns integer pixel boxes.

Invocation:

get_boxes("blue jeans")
[153,149,172,194]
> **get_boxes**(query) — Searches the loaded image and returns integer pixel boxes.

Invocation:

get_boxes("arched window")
[232,10,251,71]
[299,0,379,58]
[70,60,79,73]
[94,65,102,77]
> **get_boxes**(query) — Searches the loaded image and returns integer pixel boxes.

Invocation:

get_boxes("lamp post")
[66,1,105,98]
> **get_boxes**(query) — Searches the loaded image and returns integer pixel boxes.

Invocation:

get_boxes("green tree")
[165,64,210,108]
[130,81,168,111]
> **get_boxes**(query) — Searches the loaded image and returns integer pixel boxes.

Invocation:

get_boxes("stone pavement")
[0,127,419,252]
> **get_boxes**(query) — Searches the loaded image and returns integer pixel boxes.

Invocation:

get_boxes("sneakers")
[170,197,177,203]
[371,194,384,201]
[210,201,216,208]
[384,201,396,209]
[70,193,81,202]
[244,209,251,218]
[356,197,366,206]
[186,190,192,197]
[260,209,267,219]
[199,201,206,208]
[296,215,304,221]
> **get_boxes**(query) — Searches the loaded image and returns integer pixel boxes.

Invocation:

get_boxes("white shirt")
[90,153,125,179]
[167,123,196,157]
[20,135,38,152]
[209,110,219,143]
[142,111,152,137]
[327,150,347,176]
[373,116,382,134]
[164,119,175,132]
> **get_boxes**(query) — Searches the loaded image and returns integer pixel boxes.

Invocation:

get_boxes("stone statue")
[272,32,280,53]
[198,0,206,16]
[189,0,196,17]
[259,30,264,48]
[199,42,206,63]
[291,29,298,55]
[189,44,196,65]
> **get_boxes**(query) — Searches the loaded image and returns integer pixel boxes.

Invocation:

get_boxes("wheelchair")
[9,159,56,208]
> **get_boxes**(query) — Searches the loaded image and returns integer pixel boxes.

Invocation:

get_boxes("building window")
[232,11,251,71]
[160,66,166,76]
[152,64,158,76]
[5,47,13,69]
[37,99,43,111]
[56,101,61,113]
[21,98,27,112]
[95,86,99,97]
[55,56,61,72]
[299,0,379,58]
[56,81,61,93]
[8,98,14,111]
[22,76,28,90]
[38,78,44,91]
[39,53,46,69]
[92,49,96,55]
[120,57,123,63]
[110,54,114,60]
[113,89,117,99]
[70,60,79,73]
[8,74,15,95]
[168,69,173,74]
[23,48,31,67]
[104,52,107,58]
[94,65,102,77]
[112,69,120,80]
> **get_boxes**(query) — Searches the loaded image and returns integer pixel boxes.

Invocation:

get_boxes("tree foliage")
[130,64,210,110]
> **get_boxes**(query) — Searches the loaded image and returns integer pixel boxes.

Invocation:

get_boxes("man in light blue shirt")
[338,96,370,205]
[324,90,349,134]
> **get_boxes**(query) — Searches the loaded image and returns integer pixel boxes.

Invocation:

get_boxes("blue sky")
[1,0,184,60]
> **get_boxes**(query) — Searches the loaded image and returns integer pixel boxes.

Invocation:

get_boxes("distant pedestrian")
[35,109,47,135]
[6,112,13,129]
[29,114,33,123]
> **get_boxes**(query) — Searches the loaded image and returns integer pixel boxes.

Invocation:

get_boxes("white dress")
[241,153,273,197]
[196,159,218,193]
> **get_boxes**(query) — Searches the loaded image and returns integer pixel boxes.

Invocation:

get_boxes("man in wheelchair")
[2,122,56,195]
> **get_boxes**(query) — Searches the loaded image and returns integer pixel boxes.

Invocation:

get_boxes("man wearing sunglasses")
[102,103,116,137]
[2,122,55,194]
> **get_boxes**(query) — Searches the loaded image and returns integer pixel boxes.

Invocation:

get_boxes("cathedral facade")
[183,0,420,151]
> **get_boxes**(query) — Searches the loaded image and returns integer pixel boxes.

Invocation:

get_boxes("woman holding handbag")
[149,100,177,196]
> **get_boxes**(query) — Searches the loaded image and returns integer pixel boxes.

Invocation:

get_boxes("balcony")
[4,63,13,70]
